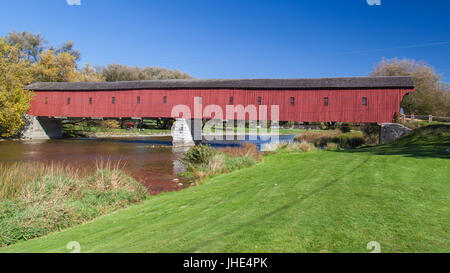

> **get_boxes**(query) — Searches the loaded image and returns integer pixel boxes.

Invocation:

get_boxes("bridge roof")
[25,76,414,91]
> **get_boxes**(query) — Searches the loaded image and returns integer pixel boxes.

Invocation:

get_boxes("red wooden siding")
[29,88,413,123]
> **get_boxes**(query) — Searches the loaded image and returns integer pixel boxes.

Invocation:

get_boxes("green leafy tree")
[370,58,449,116]
[0,39,34,137]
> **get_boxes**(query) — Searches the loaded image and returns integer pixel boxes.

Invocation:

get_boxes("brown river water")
[0,137,190,195]
[0,135,294,195]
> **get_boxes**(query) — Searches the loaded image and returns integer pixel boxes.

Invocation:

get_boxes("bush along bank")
[180,141,320,183]
[294,130,367,150]
[181,143,264,183]
[0,161,148,247]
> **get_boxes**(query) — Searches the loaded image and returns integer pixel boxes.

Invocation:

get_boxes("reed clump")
[0,160,147,247]
[294,130,366,149]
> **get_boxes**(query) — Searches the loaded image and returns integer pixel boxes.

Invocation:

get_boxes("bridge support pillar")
[172,118,195,147]
[379,123,411,144]
[190,119,203,142]
[21,115,63,140]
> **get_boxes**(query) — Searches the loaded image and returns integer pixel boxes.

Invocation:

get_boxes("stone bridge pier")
[21,115,63,140]
[171,118,203,147]
[379,123,412,144]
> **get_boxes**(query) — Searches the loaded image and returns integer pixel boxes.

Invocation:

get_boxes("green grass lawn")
[2,126,449,253]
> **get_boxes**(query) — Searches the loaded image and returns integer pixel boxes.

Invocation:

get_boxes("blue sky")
[1,0,449,82]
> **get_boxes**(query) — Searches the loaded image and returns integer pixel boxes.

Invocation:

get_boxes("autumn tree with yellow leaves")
[32,50,104,82]
[0,31,105,137]
[0,38,34,137]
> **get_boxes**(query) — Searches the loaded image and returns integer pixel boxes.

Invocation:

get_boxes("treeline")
[100,64,191,81]
[0,31,191,137]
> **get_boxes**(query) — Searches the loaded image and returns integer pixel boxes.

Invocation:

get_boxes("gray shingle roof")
[25,76,414,91]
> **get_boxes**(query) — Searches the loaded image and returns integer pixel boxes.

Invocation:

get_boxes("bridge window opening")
[257,97,262,105]
[137,96,141,104]
[198,96,203,105]
[45,97,48,104]
[229,96,234,105]
[89,97,92,105]
[324,97,329,106]
[112,97,115,104]
[362,97,367,106]
[163,96,167,104]
[67,98,71,105]
[290,97,295,105]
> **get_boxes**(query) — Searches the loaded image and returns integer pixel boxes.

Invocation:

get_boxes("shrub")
[341,135,365,148]
[339,123,352,133]
[101,119,121,129]
[294,131,338,143]
[295,130,365,149]
[273,141,316,153]
[401,121,421,130]
[298,140,315,152]
[182,143,262,183]
[325,143,340,151]
[207,154,226,174]
[224,156,256,172]
[394,112,401,123]
[262,142,282,152]
[182,144,216,167]
[220,143,259,160]
[360,125,380,145]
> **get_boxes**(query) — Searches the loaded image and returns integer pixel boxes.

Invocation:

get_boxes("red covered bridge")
[26,76,414,123]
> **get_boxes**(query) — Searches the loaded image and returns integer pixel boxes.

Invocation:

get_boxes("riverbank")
[0,138,187,195]
[0,160,148,247]
[3,125,448,252]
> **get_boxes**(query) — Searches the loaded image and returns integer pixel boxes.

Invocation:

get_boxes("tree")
[31,50,79,82]
[51,41,81,62]
[370,58,449,116]
[31,50,104,82]
[6,31,47,63]
[101,64,192,82]
[77,63,105,82]
[0,39,34,137]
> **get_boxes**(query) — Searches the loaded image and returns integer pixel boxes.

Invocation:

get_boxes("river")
[0,135,294,195]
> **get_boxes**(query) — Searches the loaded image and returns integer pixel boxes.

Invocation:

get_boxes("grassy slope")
[2,126,449,253]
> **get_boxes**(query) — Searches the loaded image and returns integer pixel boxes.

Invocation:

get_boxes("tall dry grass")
[294,131,338,143]
[271,141,316,153]
[0,160,147,247]
[0,162,79,200]
[219,143,261,161]
[294,130,366,149]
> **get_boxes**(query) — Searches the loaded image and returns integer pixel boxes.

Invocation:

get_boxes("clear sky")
[1,0,449,82]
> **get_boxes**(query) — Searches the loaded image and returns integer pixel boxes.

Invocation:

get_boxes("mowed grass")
[2,126,449,253]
